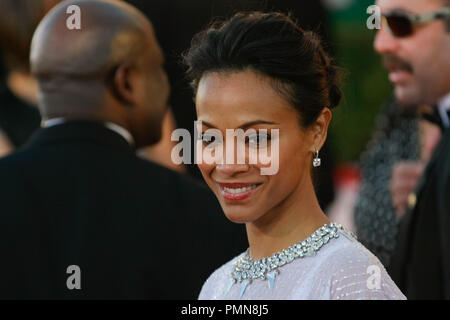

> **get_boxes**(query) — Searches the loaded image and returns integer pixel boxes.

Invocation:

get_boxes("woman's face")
[195,70,321,225]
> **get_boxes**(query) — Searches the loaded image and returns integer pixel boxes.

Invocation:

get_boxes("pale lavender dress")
[199,229,406,300]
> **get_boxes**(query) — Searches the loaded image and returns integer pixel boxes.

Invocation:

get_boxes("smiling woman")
[184,11,406,300]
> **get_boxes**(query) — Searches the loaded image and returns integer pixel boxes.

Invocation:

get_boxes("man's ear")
[110,63,136,106]
[310,107,332,152]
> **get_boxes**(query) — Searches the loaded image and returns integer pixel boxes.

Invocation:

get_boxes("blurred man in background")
[373,0,450,299]
[0,0,246,299]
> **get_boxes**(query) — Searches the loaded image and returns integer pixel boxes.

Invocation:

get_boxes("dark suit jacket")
[0,121,247,299]
[0,82,41,147]
[389,127,450,299]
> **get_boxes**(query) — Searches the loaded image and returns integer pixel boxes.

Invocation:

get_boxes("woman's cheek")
[197,162,214,180]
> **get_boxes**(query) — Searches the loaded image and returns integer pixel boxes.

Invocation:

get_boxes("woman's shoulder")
[316,230,406,300]
[322,229,382,265]
[198,251,246,300]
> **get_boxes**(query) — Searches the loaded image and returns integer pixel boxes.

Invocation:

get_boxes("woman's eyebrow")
[239,120,278,130]
[199,120,216,128]
[200,120,278,129]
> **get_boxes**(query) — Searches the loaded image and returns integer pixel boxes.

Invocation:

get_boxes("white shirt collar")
[41,118,135,146]
[104,122,134,146]
[437,93,450,129]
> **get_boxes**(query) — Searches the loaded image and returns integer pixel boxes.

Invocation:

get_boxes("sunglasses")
[382,7,450,38]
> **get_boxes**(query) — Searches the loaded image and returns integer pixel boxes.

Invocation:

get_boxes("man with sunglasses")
[374,0,450,299]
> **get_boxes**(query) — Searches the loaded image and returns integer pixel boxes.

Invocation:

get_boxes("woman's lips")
[217,182,262,201]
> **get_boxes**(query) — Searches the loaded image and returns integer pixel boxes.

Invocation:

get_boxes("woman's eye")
[247,133,270,146]
[247,135,258,144]
[201,134,216,144]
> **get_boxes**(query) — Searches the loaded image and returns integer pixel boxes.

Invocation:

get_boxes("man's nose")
[374,27,400,54]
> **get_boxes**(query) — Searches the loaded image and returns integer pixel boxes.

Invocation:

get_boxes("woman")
[184,12,405,300]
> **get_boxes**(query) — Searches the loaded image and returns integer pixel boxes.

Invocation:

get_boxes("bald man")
[0,0,246,299]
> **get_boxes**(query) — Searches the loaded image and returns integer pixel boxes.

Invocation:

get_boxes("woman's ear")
[110,63,136,106]
[310,107,332,152]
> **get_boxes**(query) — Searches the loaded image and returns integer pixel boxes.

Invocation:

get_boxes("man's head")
[31,0,170,147]
[374,0,450,106]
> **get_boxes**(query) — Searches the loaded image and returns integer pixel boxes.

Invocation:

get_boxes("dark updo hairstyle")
[183,11,342,127]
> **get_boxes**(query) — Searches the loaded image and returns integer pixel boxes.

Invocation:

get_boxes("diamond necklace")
[227,222,356,298]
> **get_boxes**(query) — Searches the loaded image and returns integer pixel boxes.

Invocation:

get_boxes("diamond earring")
[313,150,321,167]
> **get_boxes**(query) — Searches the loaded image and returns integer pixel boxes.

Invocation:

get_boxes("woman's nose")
[215,163,250,176]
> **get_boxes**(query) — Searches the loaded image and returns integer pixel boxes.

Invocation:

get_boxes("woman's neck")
[245,176,329,260]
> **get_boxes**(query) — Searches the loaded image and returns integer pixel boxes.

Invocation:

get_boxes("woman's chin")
[225,216,248,224]
[222,208,258,224]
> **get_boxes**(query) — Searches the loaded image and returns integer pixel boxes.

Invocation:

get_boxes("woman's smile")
[217,182,263,202]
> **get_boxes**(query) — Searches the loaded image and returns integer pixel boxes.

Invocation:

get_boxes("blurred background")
[326,0,392,163]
